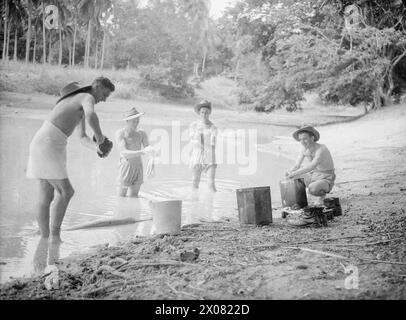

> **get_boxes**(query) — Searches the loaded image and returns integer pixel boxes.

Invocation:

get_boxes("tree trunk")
[201,48,207,75]
[72,16,77,66]
[33,29,37,63]
[94,41,98,69]
[372,82,384,109]
[42,0,46,64]
[58,26,62,66]
[2,0,8,61]
[85,20,92,68]
[48,30,52,64]
[386,49,406,97]
[68,44,72,67]
[6,20,11,60]
[13,29,17,61]
[193,62,199,78]
[100,30,106,69]
[25,0,32,63]
[234,59,240,81]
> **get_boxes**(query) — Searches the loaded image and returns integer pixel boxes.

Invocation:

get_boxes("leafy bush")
[232,0,406,112]
[138,61,195,99]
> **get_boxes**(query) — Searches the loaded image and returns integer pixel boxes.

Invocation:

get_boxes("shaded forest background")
[1,0,406,111]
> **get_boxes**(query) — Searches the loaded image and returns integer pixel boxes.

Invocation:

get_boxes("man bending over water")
[26,77,115,243]
[286,125,336,205]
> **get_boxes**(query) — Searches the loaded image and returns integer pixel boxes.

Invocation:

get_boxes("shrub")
[138,61,195,99]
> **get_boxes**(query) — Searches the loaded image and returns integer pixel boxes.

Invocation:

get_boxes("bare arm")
[77,116,98,151]
[142,131,149,148]
[290,152,305,172]
[115,130,145,159]
[82,94,104,144]
[211,126,217,163]
[289,147,323,177]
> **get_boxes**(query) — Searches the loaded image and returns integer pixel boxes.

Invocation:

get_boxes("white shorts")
[26,121,68,180]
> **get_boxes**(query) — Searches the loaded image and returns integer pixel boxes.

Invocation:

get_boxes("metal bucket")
[236,186,272,226]
[150,200,182,235]
[279,178,308,209]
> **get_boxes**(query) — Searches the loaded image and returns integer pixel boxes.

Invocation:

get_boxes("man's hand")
[142,145,156,157]
[93,135,113,158]
[94,134,105,145]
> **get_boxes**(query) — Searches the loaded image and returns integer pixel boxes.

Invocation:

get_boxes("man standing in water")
[26,77,115,243]
[286,125,335,205]
[189,100,218,192]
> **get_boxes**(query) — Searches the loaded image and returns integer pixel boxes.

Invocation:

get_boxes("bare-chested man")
[286,125,336,205]
[26,77,115,243]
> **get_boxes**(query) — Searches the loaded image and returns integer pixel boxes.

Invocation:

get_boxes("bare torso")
[47,93,94,137]
[303,143,335,172]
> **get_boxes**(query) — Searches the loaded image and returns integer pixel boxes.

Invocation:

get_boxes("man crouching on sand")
[285,125,336,206]
[26,77,115,243]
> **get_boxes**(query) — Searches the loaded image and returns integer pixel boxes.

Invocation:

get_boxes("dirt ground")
[0,92,405,300]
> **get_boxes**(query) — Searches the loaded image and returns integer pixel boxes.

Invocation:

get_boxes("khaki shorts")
[303,171,336,193]
[117,158,143,187]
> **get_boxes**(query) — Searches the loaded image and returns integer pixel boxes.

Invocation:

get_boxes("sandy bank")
[0,91,365,128]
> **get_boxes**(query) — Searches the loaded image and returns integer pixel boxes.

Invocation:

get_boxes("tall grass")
[0,60,157,100]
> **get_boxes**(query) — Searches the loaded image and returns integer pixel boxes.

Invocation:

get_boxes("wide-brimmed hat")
[194,100,212,114]
[292,125,320,142]
[123,108,145,121]
[56,82,92,104]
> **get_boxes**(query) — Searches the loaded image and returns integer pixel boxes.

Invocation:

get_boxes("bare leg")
[47,179,75,243]
[207,166,217,192]
[36,179,54,238]
[308,180,330,205]
[117,186,128,197]
[33,237,49,274]
[192,167,202,189]
[128,183,142,197]
[48,241,61,265]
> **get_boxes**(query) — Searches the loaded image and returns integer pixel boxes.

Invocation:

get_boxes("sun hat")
[194,100,212,114]
[292,125,320,142]
[123,107,145,121]
[56,82,92,104]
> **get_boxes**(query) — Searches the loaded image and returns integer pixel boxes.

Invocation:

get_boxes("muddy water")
[0,116,293,283]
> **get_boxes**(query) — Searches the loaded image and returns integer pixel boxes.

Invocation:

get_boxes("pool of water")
[0,116,293,283]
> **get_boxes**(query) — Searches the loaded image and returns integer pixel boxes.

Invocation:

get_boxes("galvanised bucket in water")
[236,186,273,226]
[279,178,308,209]
[150,200,182,235]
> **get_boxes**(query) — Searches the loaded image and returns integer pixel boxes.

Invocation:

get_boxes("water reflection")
[0,117,292,283]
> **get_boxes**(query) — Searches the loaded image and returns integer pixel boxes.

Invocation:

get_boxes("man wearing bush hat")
[286,125,336,205]
[26,77,115,243]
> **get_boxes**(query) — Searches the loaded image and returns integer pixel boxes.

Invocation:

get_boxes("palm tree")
[25,0,33,63]
[69,0,81,66]
[32,4,44,63]
[100,27,107,69]
[182,0,211,77]
[2,0,9,61]
[99,0,113,69]
[12,1,25,61]
[5,0,25,62]
[41,0,46,63]
[78,0,96,68]
[55,1,71,66]
[78,0,113,68]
